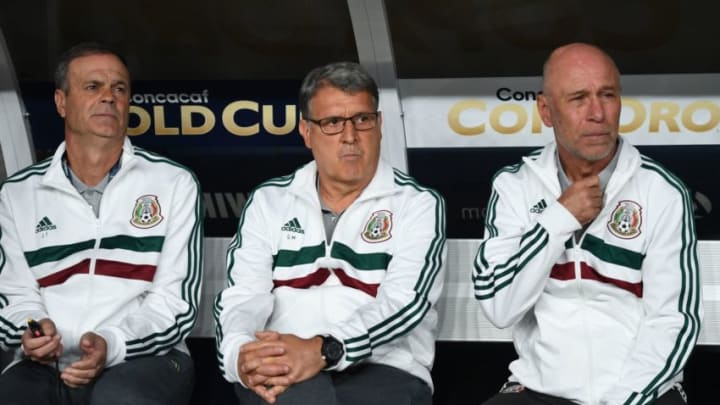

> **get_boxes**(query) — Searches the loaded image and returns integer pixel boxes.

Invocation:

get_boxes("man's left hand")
[60,332,107,387]
[239,331,326,402]
[256,331,325,385]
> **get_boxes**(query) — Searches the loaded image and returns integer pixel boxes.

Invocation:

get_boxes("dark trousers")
[482,383,687,404]
[234,363,431,405]
[0,349,194,405]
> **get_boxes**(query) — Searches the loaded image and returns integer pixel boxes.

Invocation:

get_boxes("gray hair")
[299,61,379,118]
[54,42,128,92]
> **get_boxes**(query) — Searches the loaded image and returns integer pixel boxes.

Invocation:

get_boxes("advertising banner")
[401,74,720,147]
[19,76,720,239]
[400,74,720,240]
[21,80,311,237]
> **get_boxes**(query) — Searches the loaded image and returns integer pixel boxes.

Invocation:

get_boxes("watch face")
[322,336,344,365]
[326,340,343,359]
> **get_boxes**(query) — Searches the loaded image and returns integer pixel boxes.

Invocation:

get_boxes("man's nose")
[339,119,358,142]
[587,96,605,121]
[100,87,116,103]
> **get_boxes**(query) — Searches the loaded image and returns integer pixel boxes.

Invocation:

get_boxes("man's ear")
[299,119,312,149]
[536,94,553,128]
[54,89,67,118]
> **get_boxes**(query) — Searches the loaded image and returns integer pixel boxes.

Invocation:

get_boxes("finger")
[268,384,288,397]
[588,178,601,188]
[61,370,93,387]
[579,175,600,187]
[54,342,64,359]
[62,377,91,388]
[64,364,102,380]
[240,352,266,373]
[264,375,291,387]
[251,385,276,404]
[241,355,273,375]
[68,357,102,372]
[22,335,52,352]
[252,345,286,359]
[37,318,57,337]
[241,340,278,353]
[255,330,281,341]
[247,373,267,386]
[241,354,287,375]
[80,337,95,352]
[25,338,60,359]
[254,362,290,378]
[259,389,279,405]
[241,343,286,361]
[247,365,290,386]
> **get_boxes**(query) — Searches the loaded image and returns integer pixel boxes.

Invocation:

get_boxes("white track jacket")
[473,140,702,405]
[215,160,446,389]
[0,139,203,370]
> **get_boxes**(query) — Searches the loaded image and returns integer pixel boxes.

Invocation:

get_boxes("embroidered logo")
[529,199,547,214]
[35,216,57,233]
[607,200,642,239]
[281,218,305,234]
[362,210,393,243]
[130,195,163,229]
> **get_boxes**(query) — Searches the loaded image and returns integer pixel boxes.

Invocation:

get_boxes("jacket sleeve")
[327,189,446,370]
[0,186,48,350]
[213,190,275,383]
[472,173,580,328]
[600,188,702,405]
[95,170,204,367]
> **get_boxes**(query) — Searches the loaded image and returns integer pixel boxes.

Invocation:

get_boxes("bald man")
[473,43,701,405]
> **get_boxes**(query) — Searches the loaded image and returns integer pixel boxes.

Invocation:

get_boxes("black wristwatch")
[320,335,344,369]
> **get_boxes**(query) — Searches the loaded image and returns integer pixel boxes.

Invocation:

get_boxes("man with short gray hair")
[215,61,446,405]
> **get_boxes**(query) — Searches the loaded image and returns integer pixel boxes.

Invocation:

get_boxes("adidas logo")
[35,216,57,233]
[281,218,305,234]
[529,199,547,214]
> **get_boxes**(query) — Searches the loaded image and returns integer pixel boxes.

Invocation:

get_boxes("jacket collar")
[523,137,641,197]
[41,137,136,190]
[288,159,398,205]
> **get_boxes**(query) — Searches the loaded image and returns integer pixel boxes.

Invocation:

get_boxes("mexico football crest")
[130,195,164,229]
[607,200,642,239]
[362,210,393,243]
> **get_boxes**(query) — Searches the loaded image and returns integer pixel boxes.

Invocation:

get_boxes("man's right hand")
[237,331,291,404]
[21,318,62,364]
[558,175,603,226]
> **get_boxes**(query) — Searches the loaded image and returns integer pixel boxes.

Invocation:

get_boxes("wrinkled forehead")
[545,56,620,96]
[68,54,130,81]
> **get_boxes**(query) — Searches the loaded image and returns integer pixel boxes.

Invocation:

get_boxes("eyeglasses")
[306,111,380,135]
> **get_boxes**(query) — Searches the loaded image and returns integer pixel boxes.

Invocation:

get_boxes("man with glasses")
[214,61,446,405]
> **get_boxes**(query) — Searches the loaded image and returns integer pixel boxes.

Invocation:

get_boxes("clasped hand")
[237,331,325,404]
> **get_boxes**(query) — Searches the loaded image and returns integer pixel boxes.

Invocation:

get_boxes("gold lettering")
[619,98,646,133]
[181,105,216,135]
[223,101,259,136]
[489,103,526,134]
[448,100,485,136]
[128,106,151,136]
[682,101,720,132]
[649,102,680,133]
[154,106,179,135]
[263,105,296,135]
